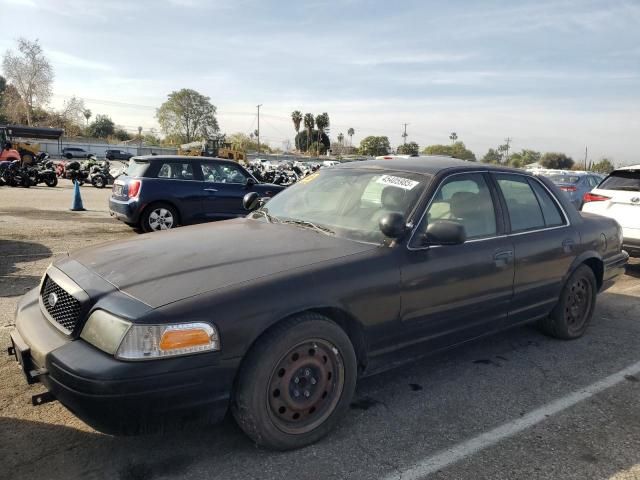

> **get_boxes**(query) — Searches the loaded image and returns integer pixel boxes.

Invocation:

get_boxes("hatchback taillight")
[583,192,610,203]
[128,180,141,198]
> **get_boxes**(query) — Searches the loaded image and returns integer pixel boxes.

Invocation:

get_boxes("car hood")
[68,218,376,308]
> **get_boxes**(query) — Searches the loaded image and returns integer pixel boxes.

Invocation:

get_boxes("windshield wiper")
[255,209,278,223]
[280,219,335,235]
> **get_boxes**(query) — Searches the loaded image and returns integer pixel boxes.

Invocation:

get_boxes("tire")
[140,202,179,232]
[92,175,106,188]
[539,265,597,340]
[65,153,73,160]
[232,313,357,450]
[44,175,58,187]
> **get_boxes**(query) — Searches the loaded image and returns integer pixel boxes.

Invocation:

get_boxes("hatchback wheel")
[141,203,178,232]
[539,265,597,339]
[232,313,357,450]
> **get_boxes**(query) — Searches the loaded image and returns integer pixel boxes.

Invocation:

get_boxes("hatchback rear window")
[599,170,640,192]
[127,159,149,177]
[549,175,580,184]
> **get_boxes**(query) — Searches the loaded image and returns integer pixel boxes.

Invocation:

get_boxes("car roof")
[131,155,242,167]
[335,156,522,176]
[615,164,640,172]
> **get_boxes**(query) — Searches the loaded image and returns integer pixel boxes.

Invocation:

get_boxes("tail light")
[583,192,610,203]
[128,179,141,198]
[559,186,577,192]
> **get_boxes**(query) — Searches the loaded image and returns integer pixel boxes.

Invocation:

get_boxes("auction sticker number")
[376,175,419,190]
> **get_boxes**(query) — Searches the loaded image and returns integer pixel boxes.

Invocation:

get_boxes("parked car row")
[10,156,629,451]
[61,147,134,160]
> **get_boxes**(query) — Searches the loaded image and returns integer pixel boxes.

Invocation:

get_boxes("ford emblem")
[48,292,58,307]
[632,197,640,204]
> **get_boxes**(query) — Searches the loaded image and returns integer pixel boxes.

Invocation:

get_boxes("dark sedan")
[9,157,628,450]
[109,155,284,232]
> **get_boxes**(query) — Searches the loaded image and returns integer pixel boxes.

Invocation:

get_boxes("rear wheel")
[232,313,357,450]
[539,265,597,339]
[141,203,178,232]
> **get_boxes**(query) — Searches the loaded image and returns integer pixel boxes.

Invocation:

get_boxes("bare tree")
[2,38,54,125]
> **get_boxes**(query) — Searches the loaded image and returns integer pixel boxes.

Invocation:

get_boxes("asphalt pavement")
[1,180,639,480]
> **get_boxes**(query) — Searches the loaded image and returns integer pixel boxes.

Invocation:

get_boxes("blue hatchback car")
[109,155,285,232]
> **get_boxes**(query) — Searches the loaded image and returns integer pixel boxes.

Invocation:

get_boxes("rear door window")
[157,162,195,180]
[528,179,565,227]
[598,170,640,192]
[494,174,545,232]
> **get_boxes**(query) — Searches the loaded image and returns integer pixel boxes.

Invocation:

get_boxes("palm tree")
[347,127,355,147]
[449,132,458,145]
[315,113,329,154]
[303,113,314,153]
[337,132,344,144]
[291,110,302,135]
[83,109,92,127]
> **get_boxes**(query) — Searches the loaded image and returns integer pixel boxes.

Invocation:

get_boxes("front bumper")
[109,197,140,224]
[10,287,239,435]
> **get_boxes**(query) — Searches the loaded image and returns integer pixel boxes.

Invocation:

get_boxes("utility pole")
[584,146,588,170]
[402,123,409,144]
[256,104,262,154]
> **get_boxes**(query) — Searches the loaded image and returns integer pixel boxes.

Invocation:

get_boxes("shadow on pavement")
[625,261,640,279]
[0,239,51,298]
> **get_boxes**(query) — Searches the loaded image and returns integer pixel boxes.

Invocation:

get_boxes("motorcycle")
[1,160,31,187]
[63,160,90,185]
[89,160,115,188]
[26,153,58,187]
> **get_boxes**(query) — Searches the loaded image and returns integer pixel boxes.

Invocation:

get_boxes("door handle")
[562,239,574,252]
[204,188,218,192]
[493,250,514,267]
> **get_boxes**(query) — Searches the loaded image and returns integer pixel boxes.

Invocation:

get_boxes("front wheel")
[232,313,357,450]
[44,175,58,187]
[92,175,106,188]
[539,265,597,339]
[140,203,178,232]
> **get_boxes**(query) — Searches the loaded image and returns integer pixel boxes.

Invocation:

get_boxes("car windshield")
[598,170,640,191]
[250,168,431,244]
[127,158,150,177]
[549,175,580,184]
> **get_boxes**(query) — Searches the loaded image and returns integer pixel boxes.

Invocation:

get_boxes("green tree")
[113,128,131,141]
[2,38,53,125]
[347,127,355,146]
[397,141,419,155]
[0,75,7,123]
[540,152,574,170]
[315,112,330,151]
[303,113,315,152]
[87,114,115,138]
[591,158,614,174]
[359,136,391,156]
[422,141,476,161]
[481,148,502,164]
[295,130,330,153]
[156,88,219,143]
[291,110,302,135]
[509,149,541,167]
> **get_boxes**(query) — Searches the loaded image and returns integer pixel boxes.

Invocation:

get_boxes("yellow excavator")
[178,135,246,163]
[0,125,64,164]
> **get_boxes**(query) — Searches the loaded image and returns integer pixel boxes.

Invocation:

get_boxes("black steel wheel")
[44,175,58,187]
[232,313,357,450]
[539,265,597,339]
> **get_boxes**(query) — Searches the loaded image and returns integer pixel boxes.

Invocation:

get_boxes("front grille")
[41,275,82,333]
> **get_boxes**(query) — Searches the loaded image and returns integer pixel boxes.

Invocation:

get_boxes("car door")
[400,172,515,348]
[152,160,204,223]
[491,173,579,324]
[200,161,255,219]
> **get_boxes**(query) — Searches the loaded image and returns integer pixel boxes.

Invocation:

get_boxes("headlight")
[81,311,220,360]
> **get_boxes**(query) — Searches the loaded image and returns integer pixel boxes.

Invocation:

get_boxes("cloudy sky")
[1,0,639,164]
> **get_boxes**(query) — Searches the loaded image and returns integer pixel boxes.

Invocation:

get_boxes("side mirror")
[425,220,466,245]
[243,192,260,211]
[379,212,407,239]
[245,177,256,188]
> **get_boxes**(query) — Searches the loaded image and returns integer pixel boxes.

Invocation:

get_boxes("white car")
[582,164,640,257]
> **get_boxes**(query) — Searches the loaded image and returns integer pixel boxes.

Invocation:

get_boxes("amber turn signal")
[159,328,211,351]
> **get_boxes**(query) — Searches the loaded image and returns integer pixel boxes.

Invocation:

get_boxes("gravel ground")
[1,180,639,480]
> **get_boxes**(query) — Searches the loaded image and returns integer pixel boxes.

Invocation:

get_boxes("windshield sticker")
[299,172,319,184]
[376,175,419,190]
